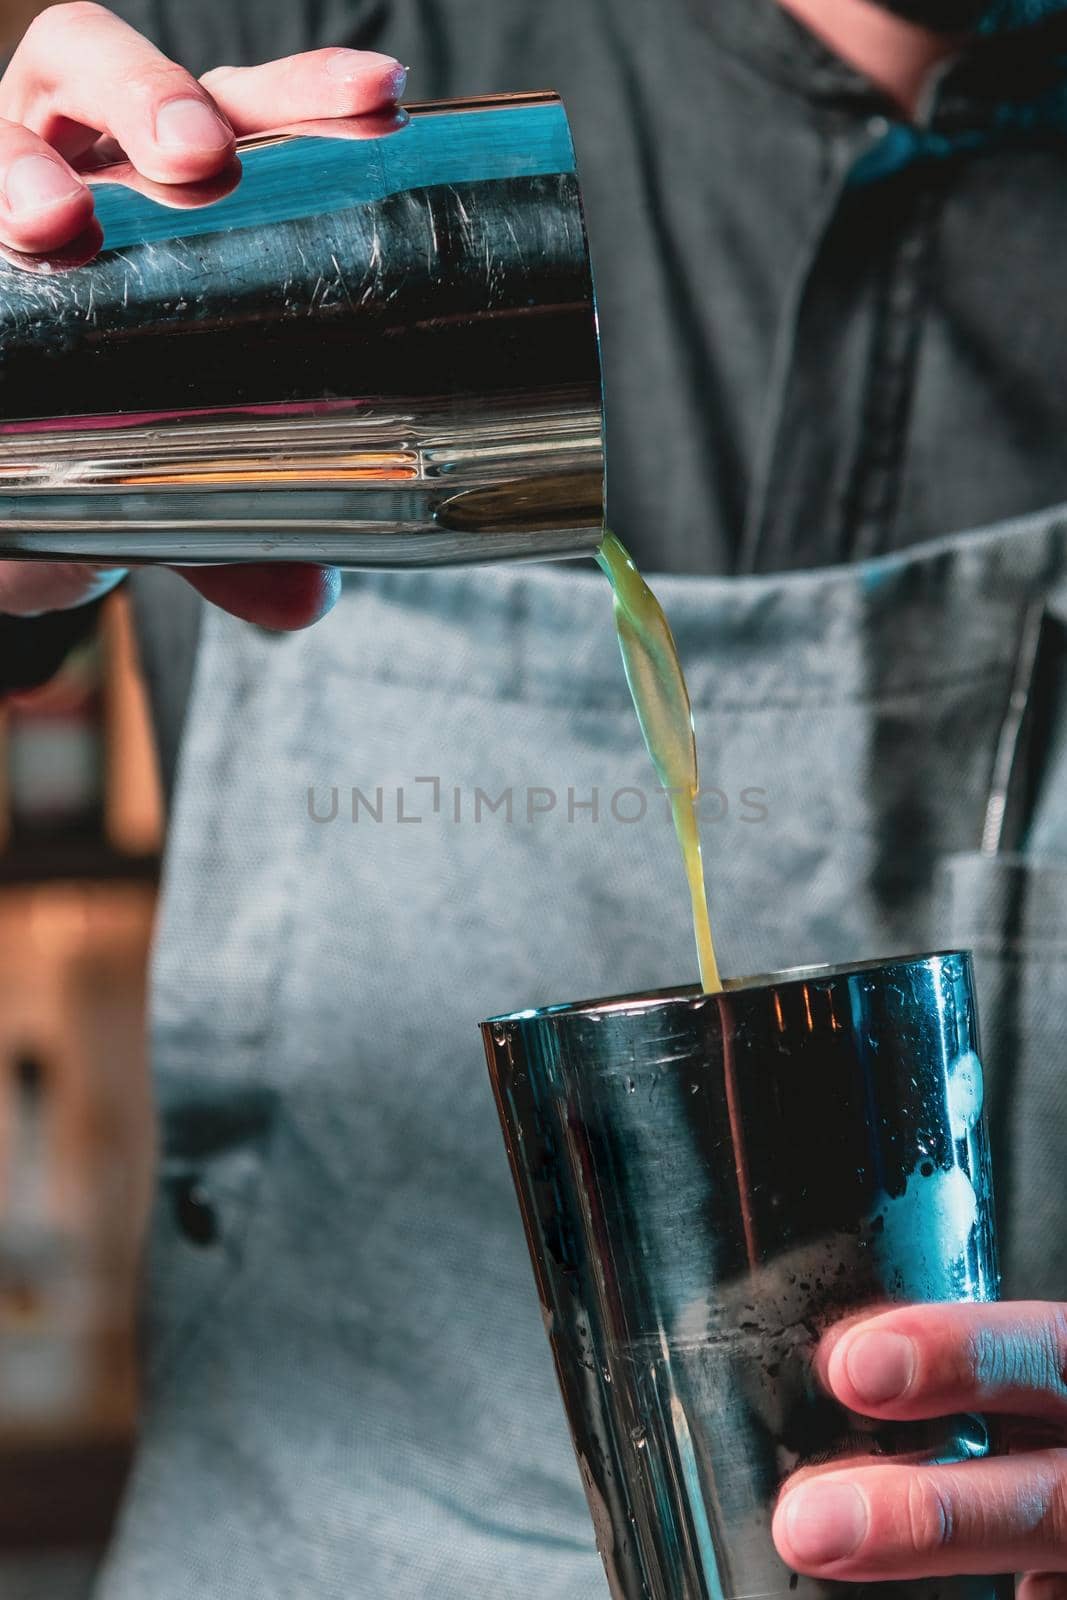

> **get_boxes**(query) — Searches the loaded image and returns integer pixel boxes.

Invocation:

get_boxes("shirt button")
[174,1177,220,1247]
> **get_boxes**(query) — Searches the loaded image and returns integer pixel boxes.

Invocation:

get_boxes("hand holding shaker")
[0,95,604,567]
[483,952,1009,1600]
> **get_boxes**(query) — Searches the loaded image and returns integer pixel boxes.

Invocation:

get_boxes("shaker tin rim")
[481,947,973,1029]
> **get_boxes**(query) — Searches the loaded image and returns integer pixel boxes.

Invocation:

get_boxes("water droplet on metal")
[947,1050,984,1136]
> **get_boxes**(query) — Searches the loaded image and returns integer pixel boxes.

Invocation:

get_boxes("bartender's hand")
[0,2,408,629]
[773,1302,1067,1594]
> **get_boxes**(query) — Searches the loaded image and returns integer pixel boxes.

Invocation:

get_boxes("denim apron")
[96,504,1067,1599]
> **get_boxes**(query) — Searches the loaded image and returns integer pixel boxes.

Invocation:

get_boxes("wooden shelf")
[0,1434,132,1548]
[0,846,161,888]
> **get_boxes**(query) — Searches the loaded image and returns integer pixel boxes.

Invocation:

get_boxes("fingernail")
[844,1330,916,1404]
[326,51,407,100]
[5,154,83,215]
[326,48,404,91]
[155,98,231,151]
[782,1482,868,1566]
[325,48,366,78]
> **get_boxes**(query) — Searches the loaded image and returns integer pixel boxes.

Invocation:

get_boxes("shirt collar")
[690,0,888,111]
[692,0,1067,136]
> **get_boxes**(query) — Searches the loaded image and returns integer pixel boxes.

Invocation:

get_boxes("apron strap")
[982,590,1067,857]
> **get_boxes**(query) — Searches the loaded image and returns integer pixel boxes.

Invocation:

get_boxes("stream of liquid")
[595,532,722,995]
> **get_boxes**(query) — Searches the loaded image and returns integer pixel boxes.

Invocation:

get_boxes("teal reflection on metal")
[94,103,575,252]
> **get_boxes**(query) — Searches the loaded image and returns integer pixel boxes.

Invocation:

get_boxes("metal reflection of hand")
[773,1301,1067,1593]
[0,2,408,628]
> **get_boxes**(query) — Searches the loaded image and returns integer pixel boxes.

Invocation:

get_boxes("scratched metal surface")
[484,953,1006,1600]
[0,94,604,566]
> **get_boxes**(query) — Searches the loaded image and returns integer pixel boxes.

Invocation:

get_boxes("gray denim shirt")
[108,0,1067,767]
[6,2,1067,1596]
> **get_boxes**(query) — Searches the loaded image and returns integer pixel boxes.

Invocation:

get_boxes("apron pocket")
[936,850,1067,1299]
[142,1076,280,1397]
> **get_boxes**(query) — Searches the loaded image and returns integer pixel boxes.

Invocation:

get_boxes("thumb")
[174,563,341,630]
[0,561,127,616]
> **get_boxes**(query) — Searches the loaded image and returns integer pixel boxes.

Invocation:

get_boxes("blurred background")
[2,0,44,49]
[1,12,160,1597]
[0,587,160,1599]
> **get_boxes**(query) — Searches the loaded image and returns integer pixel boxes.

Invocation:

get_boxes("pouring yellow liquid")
[596,532,723,995]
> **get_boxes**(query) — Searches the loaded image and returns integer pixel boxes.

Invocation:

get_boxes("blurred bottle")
[5,635,106,845]
[101,596,163,858]
[0,1050,93,1433]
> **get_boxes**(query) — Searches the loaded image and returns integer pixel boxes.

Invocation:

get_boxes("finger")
[1020,1574,1067,1600]
[201,49,407,136]
[0,116,93,251]
[174,564,341,630]
[0,3,234,183]
[820,1303,1067,1426]
[1001,1418,1067,1454]
[0,561,127,615]
[772,1448,1067,1581]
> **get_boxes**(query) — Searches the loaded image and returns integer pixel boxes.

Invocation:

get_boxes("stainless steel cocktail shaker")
[0,94,604,567]
[482,952,1007,1600]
